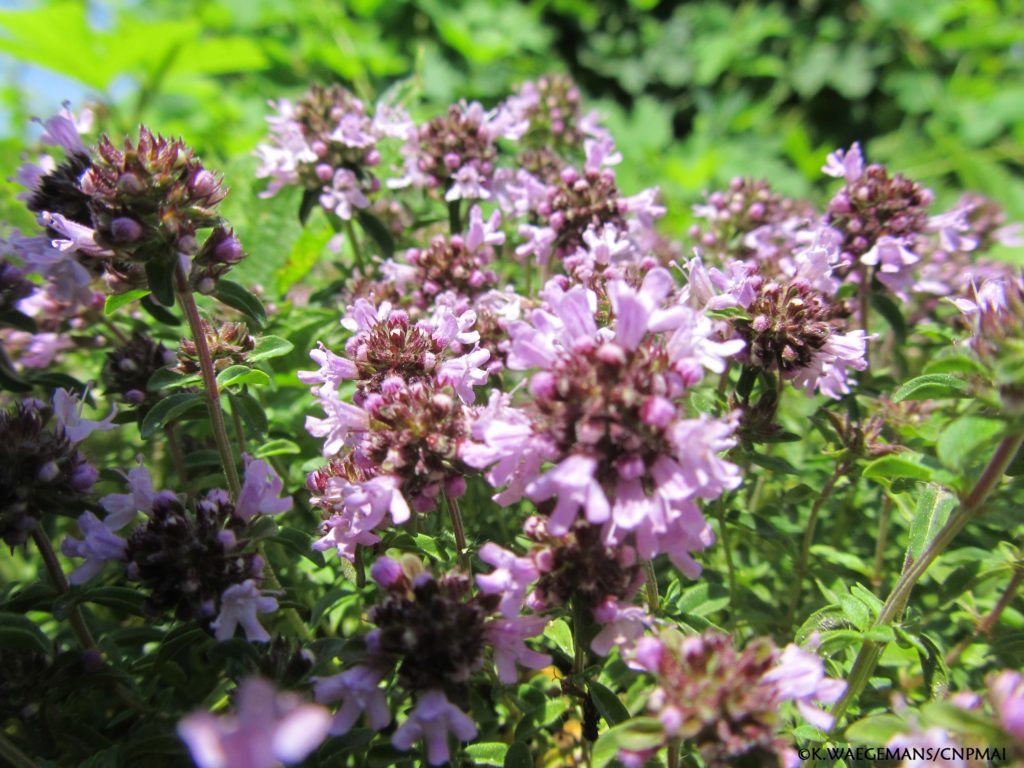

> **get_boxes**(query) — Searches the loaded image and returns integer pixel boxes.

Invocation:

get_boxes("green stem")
[642,558,660,614]
[828,433,1024,733]
[667,739,681,768]
[174,262,241,500]
[260,558,311,641]
[444,489,470,572]
[786,464,844,626]
[164,424,191,494]
[715,502,737,606]
[31,527,96,652]
[859,265,871,339]
[572,597,593,768]
[344,218,365,273]
[872,495,892,595]
[354,544,366,589]
[230,399,247,457]
[447,199,462,235]
[0,733,38,768]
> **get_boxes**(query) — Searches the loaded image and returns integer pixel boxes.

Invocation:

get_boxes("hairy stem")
[945,566,1024,667]
[174,262,241,499]
[786,464,844,626]
[572,597,593,768]
[715,502,737,606]
[31,527,96,652]
[829,433,1024,732]
[444,489,470,572]
[642,558,661,614]
[667,740,681,768]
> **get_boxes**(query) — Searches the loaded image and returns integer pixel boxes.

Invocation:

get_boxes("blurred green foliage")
[2,0,1023,269]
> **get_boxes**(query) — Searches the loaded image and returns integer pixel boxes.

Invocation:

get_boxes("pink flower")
[762,642,846,731]
[486,615,551,683]
[391,690,477,766]
[100,459,157,530]
[304,397,369,457]
[210,580,278,643]
[988,670,1024,743]
[476,542,539,618]
[178,677,330,768]
[591,598,650,656]
[61,512,127,585]
[312,665,391,735]
[822,142,864,182]
[527,455,610,535]
[235,456,292,522]
[52,388,117,444]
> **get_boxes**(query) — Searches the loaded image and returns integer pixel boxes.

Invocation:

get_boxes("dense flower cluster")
[625,630,844,767]
[61,457,291,641]
[0,389,112,546]
[312,554,549,765]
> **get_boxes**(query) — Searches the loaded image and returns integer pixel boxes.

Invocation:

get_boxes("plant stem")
[344,218,365,273]
[642,558,660,614]
[572,597,593,768]
[230,399,247,456]
[444,489,470,572]
[174,262,241,500]
[447,199,461,235]
[945,566,1024,667]
[0,733,38,768]
[96,313,129,345]
[828,433,1024,733]
[872,495,892,595]
[164,424,191,493]
[31,527,96,652]
[715,502,737,605]
[858,266,871,339]
[786,463,844,626]
[354,544,366,589]
[667,739,681,768]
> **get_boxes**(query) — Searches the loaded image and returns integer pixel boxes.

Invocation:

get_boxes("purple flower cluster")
[624,630,844,767]
[255,84,414,220]
[312,554,549,765]
[61,455,291,642]
[301,299,491,558]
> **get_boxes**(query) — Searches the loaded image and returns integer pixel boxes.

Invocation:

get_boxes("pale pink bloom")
[236,456,293,522]
[178,678,330,768]
[763,642,846,731]
[822,142,864,182]
[465,205,505,251]
[527,454,610,534]
[988,670,1024,742]
[100,460,157,530]
[436,348,490,404]
[52,388,117,443]
[391,690,477,766]
[210,580,278,642]
[486,615,551,683]
[476,542,539,618]
[788,331,869,399]
[312,665,391,735]
[886,727,968,768]
[591,599,650,656]
[61,512,127,585]
[319,168,370,220]
[305,397,369,457]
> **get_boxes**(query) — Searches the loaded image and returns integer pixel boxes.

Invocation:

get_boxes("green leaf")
[140,392,205,438]
[872,292,907,343]
[904,484,958,568]
[140,294,180,325]
[839,594,871,631]
[592,717,665,768]
[917,633,950,699]
[214,280,266,329]
[147,368,200,391]
[104,289,151,315]
[215,365,271,389]
[544,618,574,660]
[936,416,1004,473]
[414,533,443,561]
[0,612,50,654]
[503,742,531,768]
[229,391,269,439]
[922,353,987,376]
[893,374,970,402]
[844,713,906,743]
[275,221,333,295]
[590,680,631,727]
[862,454,933,482]
[248,335,295,362]
[356,209,396,259]
[85,586,147,616]
[253,439,301,458]
[144,258,177,308]
[272,527,324,567]
[465,743,508,766]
